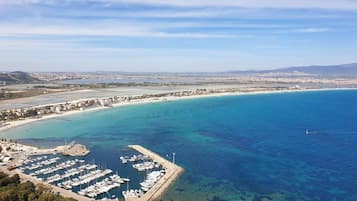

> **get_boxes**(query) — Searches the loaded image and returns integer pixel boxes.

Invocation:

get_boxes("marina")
[123,145,184,201]
[1,139,184,201]
[1,88,357,201]
[16,153,128,200]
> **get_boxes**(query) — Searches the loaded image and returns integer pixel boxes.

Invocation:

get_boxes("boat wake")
[305,129,357,135]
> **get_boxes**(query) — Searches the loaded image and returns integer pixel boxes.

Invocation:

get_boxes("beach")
[1,89,357,201]
[1,87,356,134]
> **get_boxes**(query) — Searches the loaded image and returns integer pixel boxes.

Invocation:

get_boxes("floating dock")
[126,145,184,201]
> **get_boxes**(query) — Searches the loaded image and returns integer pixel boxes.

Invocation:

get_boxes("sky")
[0,0,357,72]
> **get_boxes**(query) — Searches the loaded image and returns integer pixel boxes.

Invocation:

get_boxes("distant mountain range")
[229,63,357,77]
[1,63,357,85]
[0,71,40,85]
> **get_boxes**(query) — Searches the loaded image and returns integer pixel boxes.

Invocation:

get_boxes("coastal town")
[0,87,292,123]
[1,71,357,201]
[0,73,321,201]
[1,0,357,199]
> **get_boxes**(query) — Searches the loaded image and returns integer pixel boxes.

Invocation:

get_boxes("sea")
[1,90,357,201]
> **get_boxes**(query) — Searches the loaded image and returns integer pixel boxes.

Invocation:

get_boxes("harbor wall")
[127,145,184,201]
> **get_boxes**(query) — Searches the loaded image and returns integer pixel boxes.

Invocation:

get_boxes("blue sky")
[0,0,357,72]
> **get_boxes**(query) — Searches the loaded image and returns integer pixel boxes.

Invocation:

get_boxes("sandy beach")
[1,87,356,134]
[1,88,356,201]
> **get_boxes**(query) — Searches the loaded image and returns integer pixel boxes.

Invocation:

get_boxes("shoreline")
[15,170,92,201]
[1,87,356,134]
[0,167,91,201]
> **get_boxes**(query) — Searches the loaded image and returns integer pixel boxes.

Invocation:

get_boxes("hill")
[0,71,41,85]
[230,63,357,77]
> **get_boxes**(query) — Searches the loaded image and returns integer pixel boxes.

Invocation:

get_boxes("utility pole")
[172,152,176,164]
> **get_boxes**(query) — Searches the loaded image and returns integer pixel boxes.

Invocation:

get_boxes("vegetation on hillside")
[0,71,41,85]
[0,171,77,201]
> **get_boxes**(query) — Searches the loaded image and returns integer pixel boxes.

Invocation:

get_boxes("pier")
[15,154,129,200]
[1,139,183,201]
[14,170,92,201]
[0,140,129,201]
[125,145,184,201]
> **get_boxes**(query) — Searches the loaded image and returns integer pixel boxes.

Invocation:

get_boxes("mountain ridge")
[228,63,357,76]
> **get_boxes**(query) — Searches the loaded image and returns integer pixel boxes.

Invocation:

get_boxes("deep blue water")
[2,90,357,201]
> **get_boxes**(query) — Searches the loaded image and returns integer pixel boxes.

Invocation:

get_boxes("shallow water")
[2,90,357,201]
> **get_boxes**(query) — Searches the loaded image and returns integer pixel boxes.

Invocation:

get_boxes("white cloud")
[293,28,331,33]
[0,22,249,38]
[2,0,357,10]
[0,38,74,49]
[109,0,357,10]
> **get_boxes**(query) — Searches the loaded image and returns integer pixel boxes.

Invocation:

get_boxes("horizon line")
[2,62,357,74]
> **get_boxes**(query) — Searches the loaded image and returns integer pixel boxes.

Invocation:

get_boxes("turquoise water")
[2,90,357,201]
